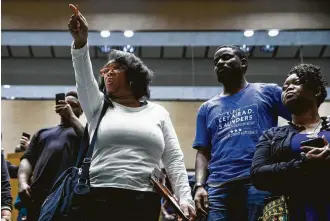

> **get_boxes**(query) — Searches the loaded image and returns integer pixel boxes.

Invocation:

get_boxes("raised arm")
[68,5,103,121]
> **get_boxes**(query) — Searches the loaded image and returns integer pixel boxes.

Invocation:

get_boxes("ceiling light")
[268,29,279,37]
[100,30,111,38]
[98,45,112,54]
[244,30,254,37]
[260,45,275,52]
[122,45,135,53]
[240,44,251,53]
[124,30,134,38]
[3,85,11,89]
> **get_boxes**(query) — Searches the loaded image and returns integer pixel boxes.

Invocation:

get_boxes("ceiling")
[2,45,330,59]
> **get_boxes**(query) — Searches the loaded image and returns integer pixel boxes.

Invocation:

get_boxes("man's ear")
[241,58,248,73]
[78,104,83,117]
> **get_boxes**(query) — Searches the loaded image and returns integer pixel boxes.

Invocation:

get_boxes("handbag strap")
[75,125,89,167]
[75,98,110,173]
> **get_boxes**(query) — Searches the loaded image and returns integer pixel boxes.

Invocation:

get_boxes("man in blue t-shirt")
[193,45,291,221]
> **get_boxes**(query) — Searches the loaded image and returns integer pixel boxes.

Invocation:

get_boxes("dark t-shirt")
[22,125,81,199]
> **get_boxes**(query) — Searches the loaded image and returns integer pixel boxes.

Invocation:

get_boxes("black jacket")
[6,160,19,179]
[251,117,330,199]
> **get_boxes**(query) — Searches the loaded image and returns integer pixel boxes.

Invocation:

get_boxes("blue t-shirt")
[193,83,291,183]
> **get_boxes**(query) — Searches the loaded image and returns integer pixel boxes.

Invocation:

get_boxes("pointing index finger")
[69,4,79,16]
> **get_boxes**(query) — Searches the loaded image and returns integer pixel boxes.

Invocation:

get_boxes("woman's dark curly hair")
[98,50,153,100]
[288,63,328,107]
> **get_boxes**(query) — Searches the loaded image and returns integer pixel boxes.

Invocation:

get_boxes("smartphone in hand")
[301,137,324,149]
[55,93,66,105]
[22,132,31,139]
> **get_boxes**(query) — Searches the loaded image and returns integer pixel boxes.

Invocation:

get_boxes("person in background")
[6,134,31,179]
[1,149,12,221]
[251,64,330,220]
[17,91,84,221]
[5,135,30,221]
[14,135,30,154]
[193,45,291,221]
[68,5,195,221]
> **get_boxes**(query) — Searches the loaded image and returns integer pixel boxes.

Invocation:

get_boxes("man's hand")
[68,4,88,49]
[55,100,75,122]
[194,186,209,217]
[18,182,32,205]
[19,136,30,151]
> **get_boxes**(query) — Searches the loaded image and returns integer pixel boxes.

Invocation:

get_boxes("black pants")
[26,200,44,221]
[66,187,161,221]
[22,191,46,221]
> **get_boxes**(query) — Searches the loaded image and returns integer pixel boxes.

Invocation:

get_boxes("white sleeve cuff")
[1,206,12,211]
[71,42,89,58]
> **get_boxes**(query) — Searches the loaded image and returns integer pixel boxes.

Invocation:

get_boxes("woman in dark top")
[251,64,330,221]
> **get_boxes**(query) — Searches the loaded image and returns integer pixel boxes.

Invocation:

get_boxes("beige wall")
[2,0,330,30]
[2,100,330,169]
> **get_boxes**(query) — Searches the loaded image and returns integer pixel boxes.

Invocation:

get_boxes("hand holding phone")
[301,137,326,154]
[300,136,330,161]
[300,137,325,152]
[301,137,325,149]
[19,132,31,151]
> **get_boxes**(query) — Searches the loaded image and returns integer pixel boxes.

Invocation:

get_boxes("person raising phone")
[14,133,31,153]
[251,64,330,220]
[18,91,84,221]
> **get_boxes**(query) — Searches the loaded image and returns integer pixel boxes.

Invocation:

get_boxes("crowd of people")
[1,5,330,221]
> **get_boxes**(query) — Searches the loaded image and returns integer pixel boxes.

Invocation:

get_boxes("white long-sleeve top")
[71,43,193,205]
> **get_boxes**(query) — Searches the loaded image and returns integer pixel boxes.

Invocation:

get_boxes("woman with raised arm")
[68,4,195,221]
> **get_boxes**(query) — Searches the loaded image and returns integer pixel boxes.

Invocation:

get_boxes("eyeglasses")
[99,64,127,76]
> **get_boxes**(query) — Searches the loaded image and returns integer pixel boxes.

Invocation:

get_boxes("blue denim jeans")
[207,184,269,221]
